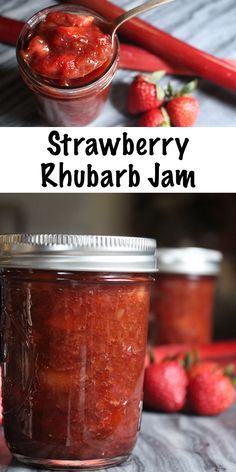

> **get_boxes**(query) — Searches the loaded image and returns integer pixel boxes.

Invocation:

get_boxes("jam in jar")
[16,5,119,126]
[0,234,157,469]
[152,248,222,345]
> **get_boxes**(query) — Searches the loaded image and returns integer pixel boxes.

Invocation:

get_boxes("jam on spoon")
[21,12,113,87]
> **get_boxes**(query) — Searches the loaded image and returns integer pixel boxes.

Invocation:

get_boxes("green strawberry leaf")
[165,82,175,99]
[160,122,171,127]
[150,70,166,83]
[161,107,171,126]
[183,352,193,371]
[230,375,236,389]
[182,351,198,370]
[156,84,165,101]
[179,79,198,96]
[224,364,234,376]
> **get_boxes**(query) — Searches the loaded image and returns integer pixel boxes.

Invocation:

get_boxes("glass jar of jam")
[0,234,157,470]
[152,248,222,345]
[16,5,119,126]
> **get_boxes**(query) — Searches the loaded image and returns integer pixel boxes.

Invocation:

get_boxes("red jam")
[20,12,113,87]
[153,273,216,345]
[16,7,118,126]
[1,270,152,467]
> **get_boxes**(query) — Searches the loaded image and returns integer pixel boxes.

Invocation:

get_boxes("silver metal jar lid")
[157,247,222,276]
[0,234,158,273]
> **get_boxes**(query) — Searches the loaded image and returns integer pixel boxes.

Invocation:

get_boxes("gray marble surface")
[1,407,236,471]
[0,0,236,126]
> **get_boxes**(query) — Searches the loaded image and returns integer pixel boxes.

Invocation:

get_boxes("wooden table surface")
[1,407,236,472]
[0,0,236,126]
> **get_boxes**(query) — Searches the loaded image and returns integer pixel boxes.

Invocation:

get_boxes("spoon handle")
[112,0,174,35]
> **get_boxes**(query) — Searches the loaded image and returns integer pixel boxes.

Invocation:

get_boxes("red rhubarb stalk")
[119,43,192,75]
[200,340,236,362]
[145,340,236,366]
[120,44,236,74]
[0,15,235,79]
[0,16,24,46]
[65,0,236,91]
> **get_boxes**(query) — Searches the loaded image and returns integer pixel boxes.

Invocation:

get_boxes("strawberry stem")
[178,79,198,96]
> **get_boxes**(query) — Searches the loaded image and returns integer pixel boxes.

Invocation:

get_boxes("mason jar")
[152,247,222,345]
[0,234,157,470]
[16,5,119,126]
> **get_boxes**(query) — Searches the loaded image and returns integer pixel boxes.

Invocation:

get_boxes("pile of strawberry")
[144,353,236,415]
[128,72,200,127]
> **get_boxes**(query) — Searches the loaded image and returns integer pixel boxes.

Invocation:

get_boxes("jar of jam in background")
[0,234,157,470]
[16,5,119,126]
[152,248,222,345]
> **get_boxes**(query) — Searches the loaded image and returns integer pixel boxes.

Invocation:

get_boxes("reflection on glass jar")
[152,248,222,345]
[16,5,119,126]
[0,234,157,470]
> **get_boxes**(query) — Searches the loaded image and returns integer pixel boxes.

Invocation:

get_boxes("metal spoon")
[110,0,174,45]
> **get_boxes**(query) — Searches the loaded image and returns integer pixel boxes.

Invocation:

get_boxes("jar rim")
[0,234,158,273]
[16,4,119,96]
[157,247,222,276]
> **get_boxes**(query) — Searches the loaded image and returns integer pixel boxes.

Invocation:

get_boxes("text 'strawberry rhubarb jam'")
[16,5,119,126]
[153,248,222,345]
[0,234,157,470]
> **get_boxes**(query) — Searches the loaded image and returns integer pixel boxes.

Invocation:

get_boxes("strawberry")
[188,361,223,379]
[44,12,73,27]
[128,71,165,115]
[166,79,200,126]
[144,360,188,412]
[32,54,77,79]
[138,107,170,127]
[22,35,49,61]
[166,95,199,127]
[188,371,235,416]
